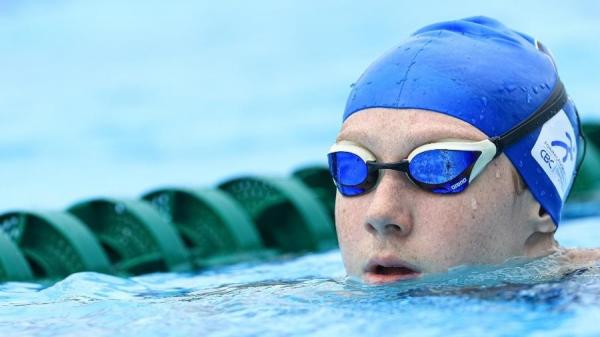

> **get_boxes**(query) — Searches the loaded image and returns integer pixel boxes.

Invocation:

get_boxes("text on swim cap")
[531,109,577,200]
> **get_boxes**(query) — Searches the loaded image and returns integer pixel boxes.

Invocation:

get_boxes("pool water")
[2,2,600,336]
[1,215,599,337]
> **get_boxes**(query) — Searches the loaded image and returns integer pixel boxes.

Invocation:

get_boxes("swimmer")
[327,16,600,285]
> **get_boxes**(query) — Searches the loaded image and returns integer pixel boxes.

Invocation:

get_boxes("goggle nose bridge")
[367,160,410,172]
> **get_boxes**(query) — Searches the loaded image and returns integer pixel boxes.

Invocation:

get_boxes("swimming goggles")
[327,80,581,196]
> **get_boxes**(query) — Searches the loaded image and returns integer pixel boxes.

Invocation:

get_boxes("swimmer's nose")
[365,221,408,236]
[364,171,414,238]
[365,217,411,236]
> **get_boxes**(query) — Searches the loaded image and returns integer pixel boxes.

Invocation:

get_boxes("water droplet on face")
[520,86,527,92]
[505,84,517,92]
[532,86,539,94]
[479,114,484,120]
[481,96,488,106]
[495,170,501,178]
[540,190,546,196]
[471,198,478,210]
[518,160,524,168]
[526,94,532,104]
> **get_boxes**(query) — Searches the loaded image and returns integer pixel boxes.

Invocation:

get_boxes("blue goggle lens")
[327,151,369,186]
[328,148,481,196]
[408,149,480,185]
[338,184,368,196]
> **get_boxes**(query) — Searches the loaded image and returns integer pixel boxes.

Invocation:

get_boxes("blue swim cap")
[343,16,584,226]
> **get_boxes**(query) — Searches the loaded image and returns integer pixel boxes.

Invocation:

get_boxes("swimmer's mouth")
[363,257,421,285]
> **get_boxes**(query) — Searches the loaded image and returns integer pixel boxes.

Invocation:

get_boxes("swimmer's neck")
[524,231,560,259]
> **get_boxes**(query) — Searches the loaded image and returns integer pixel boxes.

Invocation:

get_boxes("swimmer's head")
[330,16,585,284]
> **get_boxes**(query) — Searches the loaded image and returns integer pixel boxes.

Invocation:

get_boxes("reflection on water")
[1,218,600,337]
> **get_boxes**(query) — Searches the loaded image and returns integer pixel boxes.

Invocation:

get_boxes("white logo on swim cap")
[531,109,577,200]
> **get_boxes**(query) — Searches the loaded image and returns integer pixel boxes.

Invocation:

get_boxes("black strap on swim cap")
[490,79,567,158]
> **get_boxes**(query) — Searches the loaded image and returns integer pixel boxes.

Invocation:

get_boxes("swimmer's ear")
[521,187,556,234]
[534,206,557,234]
[515,168,557,234]
[524,203,558,258]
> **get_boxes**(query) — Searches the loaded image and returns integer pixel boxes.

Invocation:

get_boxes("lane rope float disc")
[218,176,337,253]
[142,187,275,267]
[0,211,111,281]
[68,198,192,275]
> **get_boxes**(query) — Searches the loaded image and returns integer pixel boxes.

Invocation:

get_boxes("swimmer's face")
[334,108,556,284]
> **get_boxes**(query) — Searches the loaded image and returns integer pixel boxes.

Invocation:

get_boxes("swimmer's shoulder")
[560,247,600,266]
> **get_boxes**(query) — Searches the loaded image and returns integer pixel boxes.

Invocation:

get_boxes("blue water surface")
[1,214,599,337]
[2,2,600,336]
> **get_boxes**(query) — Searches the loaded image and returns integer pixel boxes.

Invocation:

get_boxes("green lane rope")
[0,230,33,282]
[142,187,276,268]
[218,176,337,253]
[0,211,111,280]
[67,198,192,275]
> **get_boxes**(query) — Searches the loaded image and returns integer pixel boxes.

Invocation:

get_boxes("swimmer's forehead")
[336,108,487,148]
